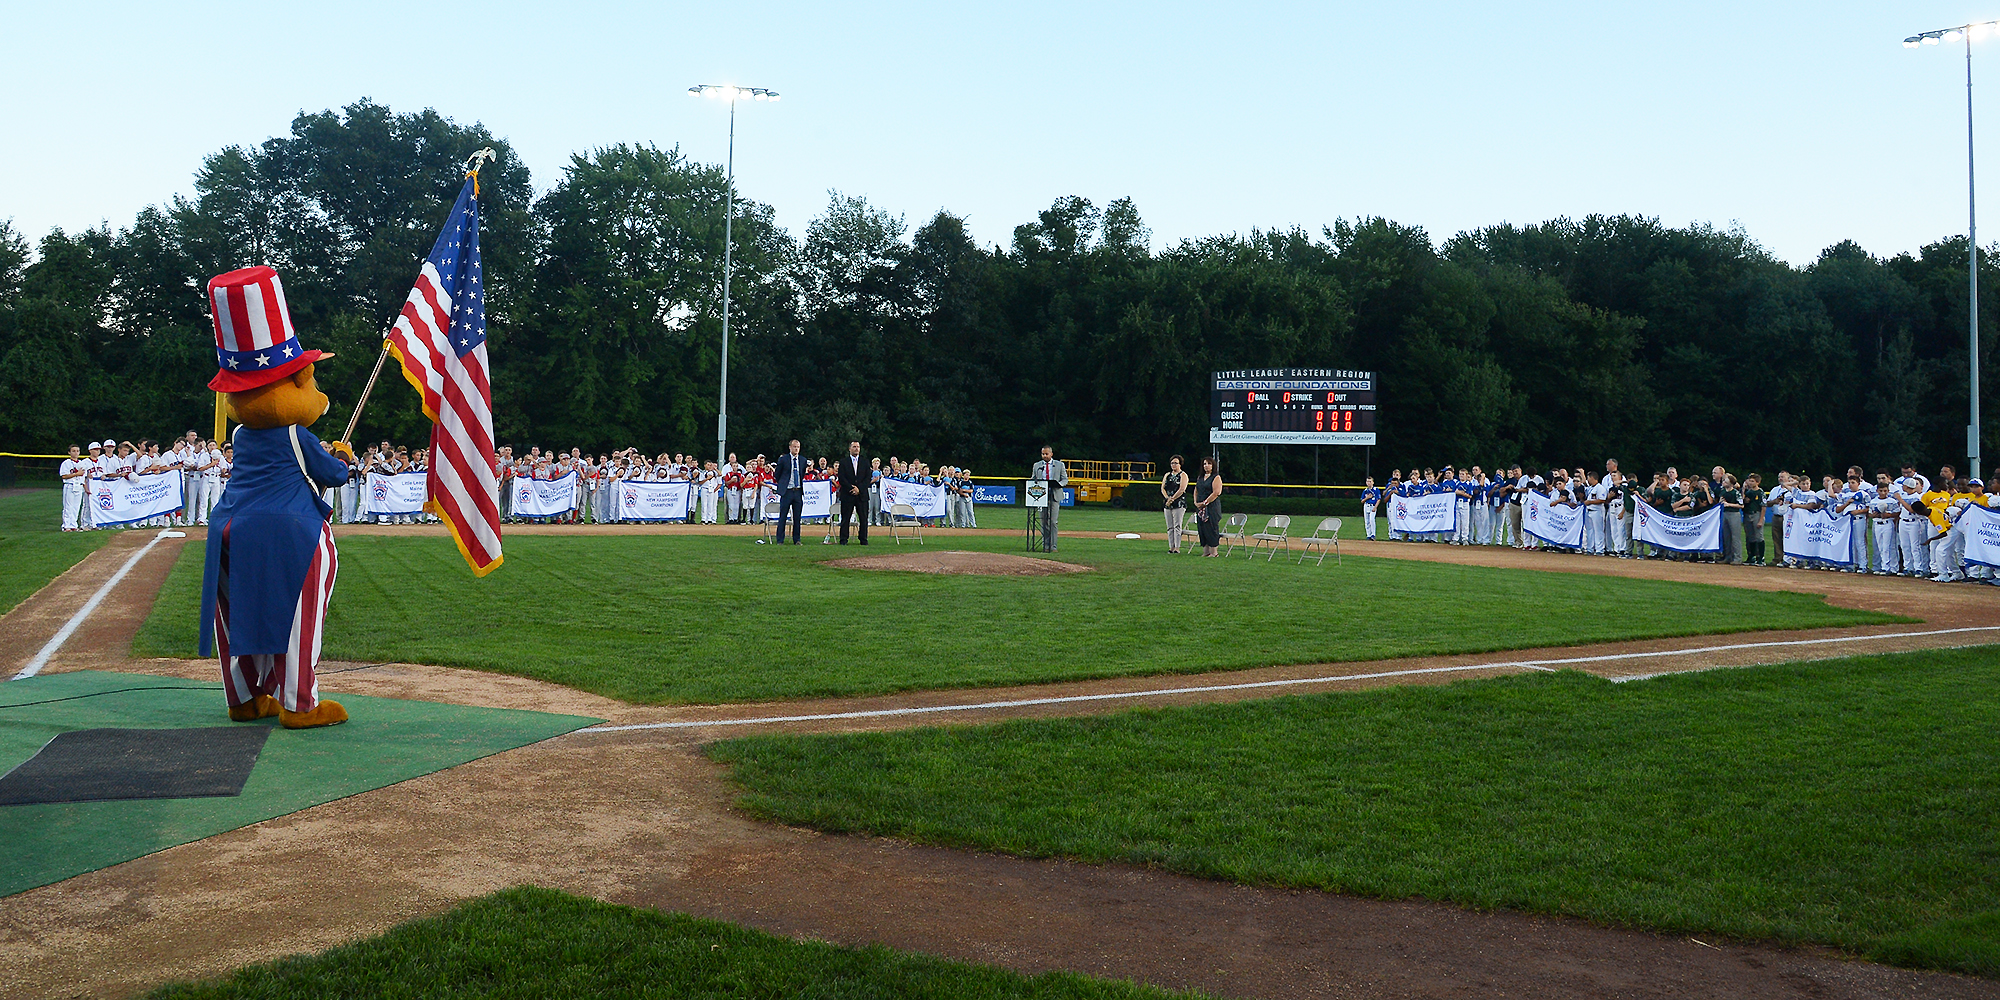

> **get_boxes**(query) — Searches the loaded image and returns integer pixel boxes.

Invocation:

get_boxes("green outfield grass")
[145,885,1198,999]
[711,647,2000,978]
[133,532,1902,704]
[0,488,111,615]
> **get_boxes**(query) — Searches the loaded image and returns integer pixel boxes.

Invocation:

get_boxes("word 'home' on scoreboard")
[1209,369,1377,445]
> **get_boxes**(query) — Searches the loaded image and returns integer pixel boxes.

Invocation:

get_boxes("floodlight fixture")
[1905,21,1991,479]
[686,82,781,466]
[688,84,781,102]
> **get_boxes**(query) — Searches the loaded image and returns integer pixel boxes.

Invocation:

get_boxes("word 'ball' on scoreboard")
[1209,369,1377,445]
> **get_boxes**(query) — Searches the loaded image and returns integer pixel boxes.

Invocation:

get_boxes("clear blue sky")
[3,1,1994,265]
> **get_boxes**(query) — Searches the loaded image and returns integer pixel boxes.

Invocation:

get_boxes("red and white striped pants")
[214,521,338,714]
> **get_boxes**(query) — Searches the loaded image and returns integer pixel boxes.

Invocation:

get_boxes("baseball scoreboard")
[1209,368,1377,445]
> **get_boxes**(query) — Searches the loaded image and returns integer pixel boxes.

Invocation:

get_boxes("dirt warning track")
[1,526,1996,999]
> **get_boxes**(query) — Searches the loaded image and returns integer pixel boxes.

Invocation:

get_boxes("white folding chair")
[1248,514,1293,562]
[1297,517,1342,566]
[889,503,923,545]
[760,497,781,544]
[1219,513,1250,557]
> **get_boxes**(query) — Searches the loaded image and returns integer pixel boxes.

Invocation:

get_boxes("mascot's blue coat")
[198,425,351,657]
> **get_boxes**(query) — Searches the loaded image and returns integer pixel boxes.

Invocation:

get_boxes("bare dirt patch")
[823,549,1092,576]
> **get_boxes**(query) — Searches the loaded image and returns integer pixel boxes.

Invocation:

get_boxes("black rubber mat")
[0,727,270,805]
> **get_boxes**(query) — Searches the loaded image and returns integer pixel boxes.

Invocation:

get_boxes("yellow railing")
[1061,459,1157,483]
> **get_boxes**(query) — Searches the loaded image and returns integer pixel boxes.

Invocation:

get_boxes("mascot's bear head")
[225,363,330,431]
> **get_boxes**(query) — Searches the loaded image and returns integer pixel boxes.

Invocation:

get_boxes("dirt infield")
[2,526,1998,999]
[823,549,1092,576]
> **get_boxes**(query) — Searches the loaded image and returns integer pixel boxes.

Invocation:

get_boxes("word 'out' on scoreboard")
[1209,369,1377,445]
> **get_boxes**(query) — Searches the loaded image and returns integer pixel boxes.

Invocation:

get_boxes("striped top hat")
[206,266,334,392]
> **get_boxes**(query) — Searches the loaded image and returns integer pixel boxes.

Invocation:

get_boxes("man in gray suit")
[1033,445,1068,552]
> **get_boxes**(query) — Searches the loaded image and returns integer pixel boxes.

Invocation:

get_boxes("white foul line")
[10,530,176,681]
[574,626,2000,734]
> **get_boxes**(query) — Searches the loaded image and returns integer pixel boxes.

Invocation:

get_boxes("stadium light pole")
[688,84,780,467]
[1905,23,1995,480]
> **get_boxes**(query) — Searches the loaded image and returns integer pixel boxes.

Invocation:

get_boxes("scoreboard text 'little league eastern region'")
[1209,369,1377,445]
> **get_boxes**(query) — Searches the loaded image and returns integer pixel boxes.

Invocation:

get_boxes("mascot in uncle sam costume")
[197,266,354,729]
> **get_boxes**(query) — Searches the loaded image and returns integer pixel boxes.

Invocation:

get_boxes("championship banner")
[1521,491,1586,548]
[1956,503,2000,569]
[89,475,184,527]
[1777,504,1852,564]
[367,472,430,516]
[1387,491,1456,535]
[880,479,947,518]
[618,480,693,522]
[512,472,578,517]
[763,482,833,520]
[1636,502,1724,555]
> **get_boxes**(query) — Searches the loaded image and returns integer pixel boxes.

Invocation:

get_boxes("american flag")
[386,173,502,575]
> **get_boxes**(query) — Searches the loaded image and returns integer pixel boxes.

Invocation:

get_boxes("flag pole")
[339,147,495,447]
[339,340,394,446]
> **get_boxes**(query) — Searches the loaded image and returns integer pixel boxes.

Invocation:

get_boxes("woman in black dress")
[1194,455,1224,557]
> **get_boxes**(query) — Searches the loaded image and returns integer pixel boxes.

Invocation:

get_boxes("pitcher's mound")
[825,550,1091,576]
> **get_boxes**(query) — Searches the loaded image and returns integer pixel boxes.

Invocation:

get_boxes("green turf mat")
[0,671,600,897]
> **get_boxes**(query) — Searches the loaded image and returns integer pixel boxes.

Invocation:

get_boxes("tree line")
[1,99,1991,487]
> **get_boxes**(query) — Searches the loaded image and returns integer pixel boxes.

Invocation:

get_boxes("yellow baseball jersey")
[1921,490,1955,531]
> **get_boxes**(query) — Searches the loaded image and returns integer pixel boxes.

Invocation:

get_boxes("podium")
[1024,479,1050,552]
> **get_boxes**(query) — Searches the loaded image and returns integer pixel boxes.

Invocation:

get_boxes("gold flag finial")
[464,147,496,197]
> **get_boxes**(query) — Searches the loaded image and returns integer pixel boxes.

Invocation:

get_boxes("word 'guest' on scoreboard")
[1210,369,1377,445]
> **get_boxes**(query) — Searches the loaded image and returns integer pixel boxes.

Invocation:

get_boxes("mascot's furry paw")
[227,695,281,722]
[280,700,348,730]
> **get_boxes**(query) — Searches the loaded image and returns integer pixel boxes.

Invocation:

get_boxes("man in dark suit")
[771,439,808,544]
[836,439,869,544]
